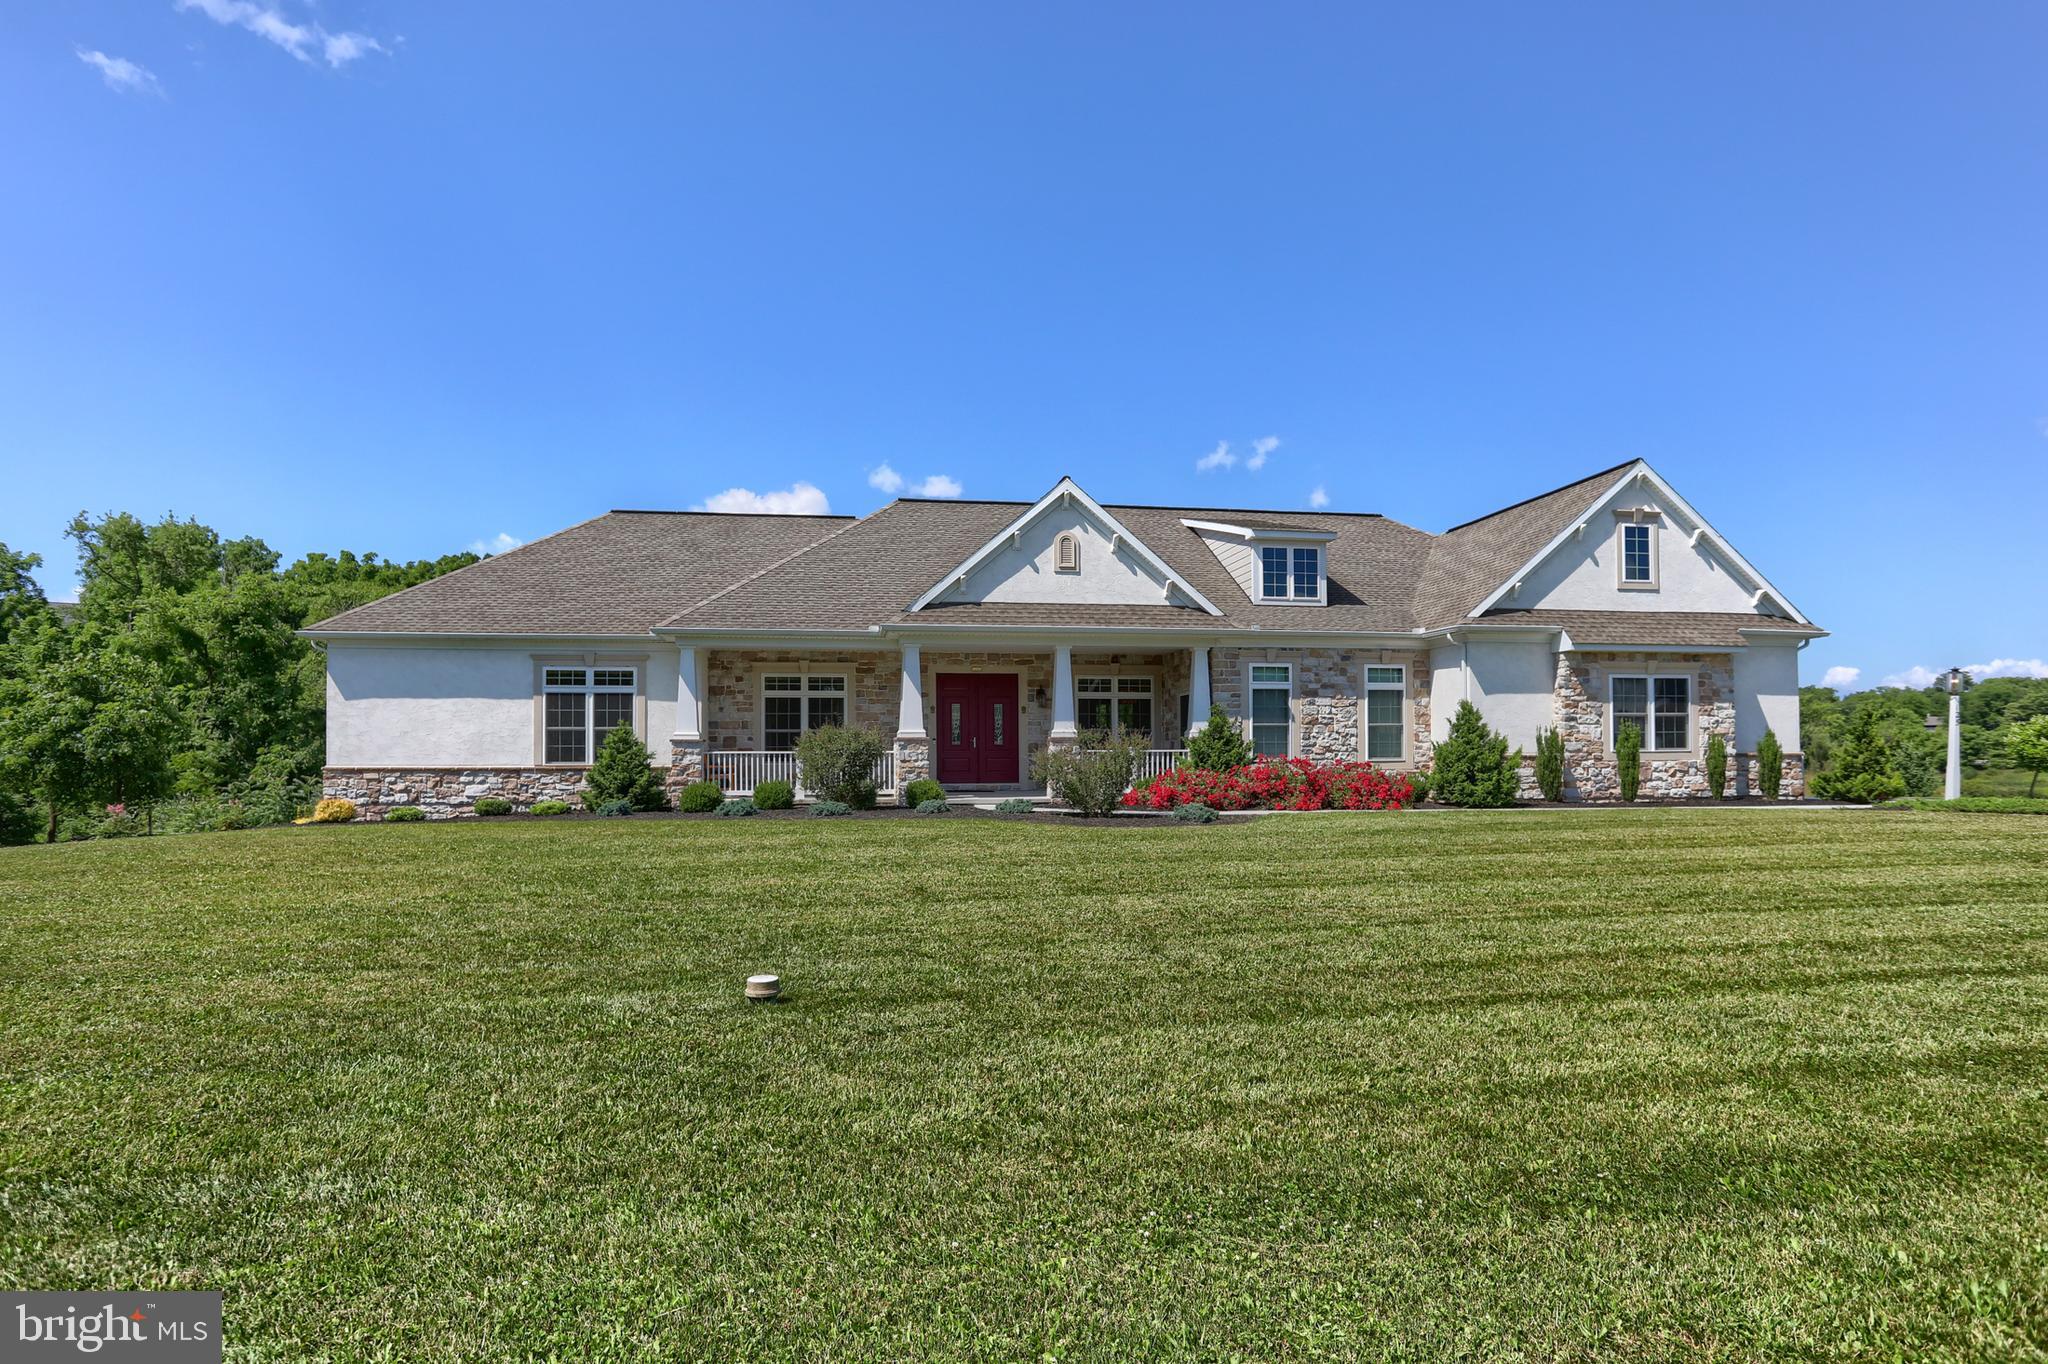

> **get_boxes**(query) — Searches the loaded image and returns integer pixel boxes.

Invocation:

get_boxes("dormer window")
[1257,544,1323,602]
[1054,532,1080,573]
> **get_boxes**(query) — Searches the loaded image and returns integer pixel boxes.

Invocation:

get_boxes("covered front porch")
[664,637,1214,800]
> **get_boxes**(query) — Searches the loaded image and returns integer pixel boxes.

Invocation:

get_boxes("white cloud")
[911,474,962,498]
[1308,485,1330,509]
[174,0,386,68]
[692,483,832,515]
[1878,658,2048,690]
[1247,435,1280,471]
[1196,441,1235,472]
[77,49,164,95]
[1820,665,1861,689]
[867,464,905,495]
[467,532,522,557]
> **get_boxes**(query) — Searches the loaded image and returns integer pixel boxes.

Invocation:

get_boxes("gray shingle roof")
[305,511,852,635]
[303,464,1821,641]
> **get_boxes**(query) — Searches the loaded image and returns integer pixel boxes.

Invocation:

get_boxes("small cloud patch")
[467,532,523,557]
[1308,485,1330,509]
[693,483,832,515]
[77,49,164,96]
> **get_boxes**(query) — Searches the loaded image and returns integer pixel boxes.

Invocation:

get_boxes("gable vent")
[1055,532,1080,573]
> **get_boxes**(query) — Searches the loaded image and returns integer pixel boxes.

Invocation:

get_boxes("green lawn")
[2,811,2045,1361]
[1966,767,2046,799]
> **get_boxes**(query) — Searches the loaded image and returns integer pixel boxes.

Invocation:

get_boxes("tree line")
[0,513,477,843]
[1801,674,2048,800]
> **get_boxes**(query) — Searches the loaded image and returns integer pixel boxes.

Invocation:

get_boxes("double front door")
[935,673,1018,785]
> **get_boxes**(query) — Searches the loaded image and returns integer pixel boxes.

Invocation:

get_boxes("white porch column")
[897,642,926,738]
[674,645,701,740]
[1050,644,1077,741]
[1187,646,1211,740]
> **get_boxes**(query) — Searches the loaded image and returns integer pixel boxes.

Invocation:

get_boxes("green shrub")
[752,780,795,811]
[1812,709,1905,804]
[993,797,1036,814]
[384,806,426,822]
[716,798,756,817]
[1757,729,1784,801]
[1169,802,1217,823]
[903,778,946,807]
[583,724,669,811]
[677,781,722,813]
[1405,770,1431,804]
[0,791,39,846]
[1186,704,1251,773]
[808,800,852,818]
[1430,702,1520,808]
[473,797,513,816]
[1705,733,1728,800]
[1533,727,1565,802]
[530,800,571,816]
[596,799,635,818]
[1616,721,1642,803]
[915,798,950,814]
[1035,733,1146,816]
[797,725,890,806]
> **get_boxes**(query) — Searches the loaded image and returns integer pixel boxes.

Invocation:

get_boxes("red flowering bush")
[1124,758,1414,812]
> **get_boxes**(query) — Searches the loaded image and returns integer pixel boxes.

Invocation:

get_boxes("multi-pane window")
[1260,546,1289,599]
[541,665,637,764]
[1611,675,1690,751]
[1077,676,1152,739]
[1250,664,1291,757]
[762,674,847,751]
[1292,547,1320,599]
[1258,545,1324,601]
[1365,665,1404,761]
[1621,523,1653,583]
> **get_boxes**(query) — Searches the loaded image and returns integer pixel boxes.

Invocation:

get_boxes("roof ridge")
[607,508,854,519]
[307,509,617,631]
[656,506,879,627]
[1436,459,1641,535]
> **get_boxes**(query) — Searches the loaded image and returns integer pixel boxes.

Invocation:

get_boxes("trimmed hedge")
[677,781,722,813]
[993,798,1036,814]
[596,799,634,818]
[753,780,795,811]
[530,800,571,816]
[808,800,852,818]
[473,797,514,817]
[383,806,425,822]
[903,779,946,808]
[915,798,950,814]
[311,799,357,823]
[716,799,757,817]
[1169,803,1218,823]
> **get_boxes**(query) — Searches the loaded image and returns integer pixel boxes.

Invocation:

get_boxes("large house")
[304,461,1822,814]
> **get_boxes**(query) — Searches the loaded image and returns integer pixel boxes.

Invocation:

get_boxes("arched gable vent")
[1054,532,1080,573]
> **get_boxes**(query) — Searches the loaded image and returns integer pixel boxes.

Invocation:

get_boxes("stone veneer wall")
[322,767,588,819]
[1210,647,1433,767]
[1551,651,1738,800]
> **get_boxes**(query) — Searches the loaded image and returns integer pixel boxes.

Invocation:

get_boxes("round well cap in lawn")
[745,973,782,1002]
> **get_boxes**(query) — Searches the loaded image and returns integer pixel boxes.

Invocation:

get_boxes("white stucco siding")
[948,505,1183,606]
[1427,644,1466,743]
[1732,643,1801,751]
[326,643,679,767]
[1517,481,1761,614]
[1464,638,1557,749]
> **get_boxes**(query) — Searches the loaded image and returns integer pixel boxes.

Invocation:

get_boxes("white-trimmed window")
[1249,664,1291,757]
[1258,545,1323,601]
[762,673,847,751]
[543,666,637,764]
[1620,523,1656,586]
[1076,675,1153,738]
[1364,665,1404,761]
[1611,674,1690,751]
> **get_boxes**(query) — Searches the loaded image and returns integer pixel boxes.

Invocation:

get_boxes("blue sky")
[3,2,2044,690]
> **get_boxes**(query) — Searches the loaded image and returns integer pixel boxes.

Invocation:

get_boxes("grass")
[1965,767,2045,799]
[2,811,2046,1361]
[1882,796,2048,815]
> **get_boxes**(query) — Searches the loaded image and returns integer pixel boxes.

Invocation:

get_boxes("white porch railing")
[708,751,898,799]
[1076,748,1188,788]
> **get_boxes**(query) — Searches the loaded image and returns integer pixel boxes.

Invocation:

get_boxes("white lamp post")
[1945,666,1963,800]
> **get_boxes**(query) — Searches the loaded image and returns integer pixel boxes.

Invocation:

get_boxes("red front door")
[935,673,1019,785]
